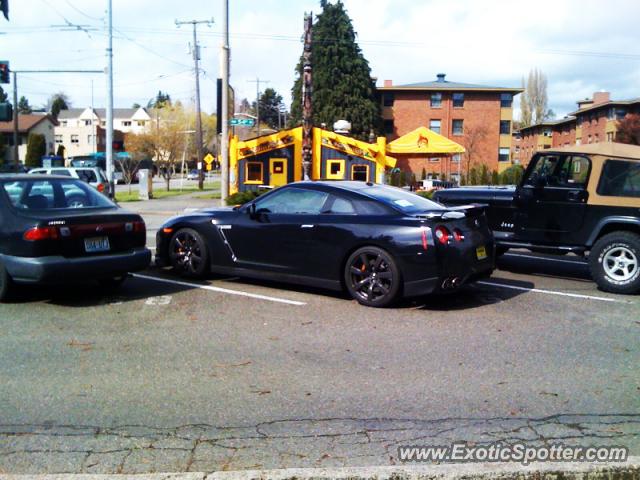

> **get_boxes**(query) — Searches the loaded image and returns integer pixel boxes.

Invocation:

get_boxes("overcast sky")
[2,0,639,120]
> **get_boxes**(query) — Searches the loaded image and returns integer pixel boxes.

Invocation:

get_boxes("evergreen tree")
[253,88,284,129]
[148,91,172,109]
[421,167,427,180]
[0,85,8,104]
[290,0,380,138]
[25,133,46,168]
[48,92,70,120]
[56,144,66,159]
[18,96,32,114]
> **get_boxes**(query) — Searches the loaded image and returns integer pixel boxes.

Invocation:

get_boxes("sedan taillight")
[434,225,451,245]
[23,226,59,241]
[97,183,106,193]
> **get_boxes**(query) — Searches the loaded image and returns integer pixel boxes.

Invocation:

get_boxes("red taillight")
[23,226,59,241]
[421,228,428,251]
[133,220,146,234]
[434,225,451,245]
[97,183,105,193]
[453,229,464,242]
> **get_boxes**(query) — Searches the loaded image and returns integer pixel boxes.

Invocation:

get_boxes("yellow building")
[229,127,396,194]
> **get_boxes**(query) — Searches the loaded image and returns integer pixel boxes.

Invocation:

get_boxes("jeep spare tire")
[589,231,640,294]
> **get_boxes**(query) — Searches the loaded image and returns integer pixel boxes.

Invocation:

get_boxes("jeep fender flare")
[586,216,640,247]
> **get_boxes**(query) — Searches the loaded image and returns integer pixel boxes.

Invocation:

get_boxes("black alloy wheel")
[344,246,401,307]
[169,228,209,278]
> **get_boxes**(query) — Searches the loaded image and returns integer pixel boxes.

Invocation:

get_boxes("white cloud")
[2,0,639,118]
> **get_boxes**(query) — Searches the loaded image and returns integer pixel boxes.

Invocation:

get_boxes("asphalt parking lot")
[0,211,638,473]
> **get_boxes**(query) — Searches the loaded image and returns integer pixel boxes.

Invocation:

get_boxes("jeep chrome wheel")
[590,231,640,294]
[602,246,638,282]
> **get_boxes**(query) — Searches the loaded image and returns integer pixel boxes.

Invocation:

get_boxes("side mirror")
[248,203,257,219]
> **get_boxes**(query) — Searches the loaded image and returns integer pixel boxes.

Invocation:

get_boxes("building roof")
[379,74,522,93]
[568,98,640,116]
[547,142,640,160]
[57,107,146,120]
[0,114,57,134]
[518,116,576,133]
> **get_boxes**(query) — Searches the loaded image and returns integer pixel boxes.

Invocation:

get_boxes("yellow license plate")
[476,245,487,260]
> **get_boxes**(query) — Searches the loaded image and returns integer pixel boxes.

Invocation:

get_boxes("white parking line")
[132,273,307,306]
[477,280,630,303]
[504,253,587,265]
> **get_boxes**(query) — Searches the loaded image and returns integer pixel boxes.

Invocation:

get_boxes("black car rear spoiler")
[415,204,487,220]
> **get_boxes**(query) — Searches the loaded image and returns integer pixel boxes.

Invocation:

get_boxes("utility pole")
[176,18,213,190]
[106,0,114,198]
[220,0,230,205]
[301,13,313,181]
[12,71,18,169]
[247,77,269,136]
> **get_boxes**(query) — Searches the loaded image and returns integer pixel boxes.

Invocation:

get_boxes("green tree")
[479,164,490,184]
[491,170,499,185]
[253,88,284,130]
[499,164,525,185]
[47,92,70,119]
[147,91,172,109]
[132,102,141,109]
[56,144,65,159]
[0,85,9,104]
[17,96,32,114]
[25,133,46,168]
[290,0,380,138]
[421,167,427,181]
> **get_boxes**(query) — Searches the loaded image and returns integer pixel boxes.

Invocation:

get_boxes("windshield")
[362,184,445,213]
[1,178,116,210]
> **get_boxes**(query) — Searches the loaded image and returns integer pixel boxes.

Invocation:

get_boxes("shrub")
[25,133,46,168]
[499,164,525,185]
[225,189,264,206]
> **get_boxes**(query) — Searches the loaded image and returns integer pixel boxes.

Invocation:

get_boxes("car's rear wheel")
[344,246,401,307]
[169,228,209,278]
[0,260,13,302]
[589,231,640,294]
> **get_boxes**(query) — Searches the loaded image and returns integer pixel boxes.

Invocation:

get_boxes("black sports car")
[0,175,151,301]
[156,181,495,307]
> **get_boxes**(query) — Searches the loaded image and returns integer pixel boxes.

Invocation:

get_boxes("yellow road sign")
[206,164,212,171]
[204,153,214,165]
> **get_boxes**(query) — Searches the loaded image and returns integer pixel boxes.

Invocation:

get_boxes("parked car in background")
[29,167,110,196]
[186,169,199,180]
[0,175,151,301]
[435,143,640,294]
[156,181,495,307]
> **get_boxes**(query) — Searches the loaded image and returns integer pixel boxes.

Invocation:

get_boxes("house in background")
[0,114,57,163]
[515,92,640,166]
[55,107,151,158]
[377,73,522,182]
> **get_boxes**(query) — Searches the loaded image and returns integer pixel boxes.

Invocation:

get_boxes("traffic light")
[0,0,8,20]
[0,102,13,122]
[0,61,9,84]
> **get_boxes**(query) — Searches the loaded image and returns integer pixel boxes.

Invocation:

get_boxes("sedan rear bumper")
[2,248,151,284]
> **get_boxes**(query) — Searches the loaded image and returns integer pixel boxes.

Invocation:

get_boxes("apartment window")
[500,120,511,135]
[429,119,441,134]
[498,147,510,162]
[83,119,92,126]
[500,93,513,108]
[452,93,464,108]
[430,92,442,108]
[607,132,614,142]
[70,135,79,144]
[100,121,106,127]
[452,153,461,163]
[137,120,146,127]
[542,128,552,137]
[615,108,628,120]
[382,92,394,107]
[54,135,63,144]
[122,121,132,127]
[383,119,394,135]
[61,121,67,127]
[452,119,464,135]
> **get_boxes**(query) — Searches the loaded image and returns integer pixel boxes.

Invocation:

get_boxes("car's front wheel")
[169,228,209,278]
[0,260,13,302]
[344,246,401,307]
[589,231,640,294]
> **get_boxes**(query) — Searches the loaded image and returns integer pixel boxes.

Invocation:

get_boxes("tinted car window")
[548,156,590,188]
[77,169,98,183]
[255,187,329,214]
[2,179,115,210]
[325,196,356,214]
[51,169,73,177]
[524,155,562,186]
[597,160,640,197]
[361,185,444,213]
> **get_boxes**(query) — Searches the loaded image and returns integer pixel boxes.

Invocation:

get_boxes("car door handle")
[300,224,315,229]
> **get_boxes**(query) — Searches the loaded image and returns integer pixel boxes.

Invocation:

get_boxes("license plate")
[476,245,487,260]
[85,236,110,253]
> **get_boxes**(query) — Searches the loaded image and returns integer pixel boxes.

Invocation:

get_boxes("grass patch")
[194,193,222,200]
[116,181,220,202]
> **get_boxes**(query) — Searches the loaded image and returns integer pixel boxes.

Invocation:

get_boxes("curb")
[1,458,639,480]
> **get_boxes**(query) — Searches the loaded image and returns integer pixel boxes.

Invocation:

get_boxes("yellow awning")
[386,127,466,154]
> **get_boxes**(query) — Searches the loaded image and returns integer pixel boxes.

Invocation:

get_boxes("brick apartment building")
[516,91,640,166]
[377,73,522,182]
